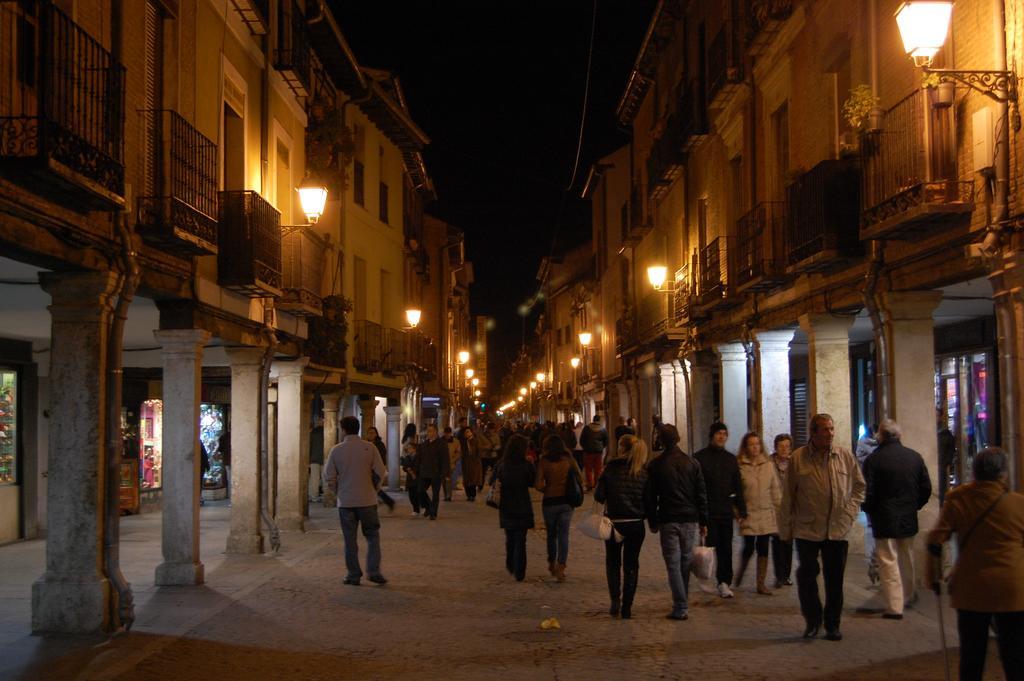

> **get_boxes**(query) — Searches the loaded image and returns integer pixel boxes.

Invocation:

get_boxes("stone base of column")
[226,531,264,555]
[32,574,110,633]
[275,513,306,532]
[155,561,204,586]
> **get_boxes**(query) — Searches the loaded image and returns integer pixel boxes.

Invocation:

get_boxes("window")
[379,181,389,224]
[353,160,364,206]
[275,139,291,222]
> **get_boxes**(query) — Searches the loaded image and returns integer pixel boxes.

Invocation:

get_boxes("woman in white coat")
[734,432,782,594]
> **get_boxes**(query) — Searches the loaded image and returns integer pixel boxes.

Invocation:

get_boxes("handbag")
[485,471,502,509]
[577,500,615,541]
[565,464,584,508]
[691,536,715,581]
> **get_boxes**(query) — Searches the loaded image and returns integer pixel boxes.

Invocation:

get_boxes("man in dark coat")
[937,410,957,505]
[861,418,932,619]
[694,421,747,598]
[415,424,450,520]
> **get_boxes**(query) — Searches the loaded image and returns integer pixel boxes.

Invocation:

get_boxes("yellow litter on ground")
[540,617,561,630]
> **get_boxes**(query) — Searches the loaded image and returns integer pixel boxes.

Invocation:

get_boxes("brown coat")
[738,451,781,536]
[535,454,582,500]
[927,480,1024,612]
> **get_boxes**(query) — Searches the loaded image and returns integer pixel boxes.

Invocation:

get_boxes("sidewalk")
[0,493,1003,681]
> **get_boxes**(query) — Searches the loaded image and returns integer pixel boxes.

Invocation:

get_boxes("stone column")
[225,348,265,554]
[154,329,210,586]
[385,406,402,490]
[684,350,717,453]
[359,397,380,436]
[671,360,689,442]
[716,342,749,453]
[274,359,309,532]
[658,363,676,428]
[881,291,943,488]
[755,329,796,451]
[32,272,118,633]
[321,392,340,507]
[799,314,855,450]
[299,389,311,521]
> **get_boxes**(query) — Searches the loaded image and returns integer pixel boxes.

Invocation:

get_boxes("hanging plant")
[306,294,352,369]
[306,99,356,194]
[842,84,880,132]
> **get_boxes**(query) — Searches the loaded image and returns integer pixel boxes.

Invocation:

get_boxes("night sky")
[331,1,657,393]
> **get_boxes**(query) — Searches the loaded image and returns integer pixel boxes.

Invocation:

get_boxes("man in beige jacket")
[778,413,865,642]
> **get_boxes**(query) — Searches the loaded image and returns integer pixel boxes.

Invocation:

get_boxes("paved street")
[0,491,1004,681]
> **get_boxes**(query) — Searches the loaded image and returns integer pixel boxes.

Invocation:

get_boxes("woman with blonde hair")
[595,434,652,618]
[735,432,781,595]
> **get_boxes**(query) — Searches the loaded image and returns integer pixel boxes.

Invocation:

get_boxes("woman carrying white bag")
[592,435,653,619]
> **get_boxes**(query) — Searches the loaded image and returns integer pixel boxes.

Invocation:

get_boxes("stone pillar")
[684,350,717,453]
[881,291,943,489]
[225,348,265,554]
[274,359,309,532]
[799,314,855,450]
[267,392,277,518]
[154,329,210,586]
[658,363,676,430]
[670,360,689,445]
[359,398,380,436]
[299,389,311,521]
[32,272,118,633]
[755,329,796,451]
[385,406,402,490]
[716,342,749,453]
[321,393,340,507]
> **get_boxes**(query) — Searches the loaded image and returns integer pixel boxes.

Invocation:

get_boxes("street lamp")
[570,357,581,369]
[465,368,475,379]
[519,387,527,396]
[405,308,422,328]
[457,350,470,365]
[474,389,481,397]
[529,381,537,389]
[535,372,546,383]
[578,331,592,347]
[517,395,524,402]
[647,265,669,291]
[471,377,480,387]
[296,179,328,224]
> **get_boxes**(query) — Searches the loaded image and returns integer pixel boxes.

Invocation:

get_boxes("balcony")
[228,0,269,35]
[274,0,311,98]
[679,79,709,152]
[673,264,693,326]
[218,190,282,297]
[735,202,788,292]
[860,91,973,241]
[748,0,794,56]
[279,228,326,316]
[137,110,218,256]
[306,295,349,369]
[707,24,744,109]
[615,314,636,358]
[0,1,125,210]
[698,237,738,310]
[382,327,408,375]
[786,159,863,273]
[353,319,383,373]
[647,116,685,200]
[406,331,438,376]
[637,290,669,341]
[622,185,650,247]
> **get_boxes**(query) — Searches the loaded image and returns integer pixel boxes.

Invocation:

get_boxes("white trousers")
[876,535,916,614]
[308,463,322,501]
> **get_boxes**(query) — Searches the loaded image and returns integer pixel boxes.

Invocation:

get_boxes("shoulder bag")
[577,499,615,541]
[566,462,584,508]
[485,467,502,509]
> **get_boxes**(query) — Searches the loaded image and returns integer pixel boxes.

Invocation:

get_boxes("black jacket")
[862,439,932,538]
[694,445,747,519]
[595,459,652,519]
[495,460,536,530]
[580,423,609,454]
[646,446,709,527]
[415,437,450,479]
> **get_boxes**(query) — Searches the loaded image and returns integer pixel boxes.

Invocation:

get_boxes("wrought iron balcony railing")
[786,159,863,273]
[735,202,788,292]
[0,0,125,209]
[279,227,326,316]
[382,327,408,375]
[218,190,282,297]
[699,237,733,308]
[673,264,693,326]
[647,115,685,200]
[748,0,794,55]
[707,24,744,109]
[860,90,973,240]
[679,79,709,152]
[228,0,269,35]
[274,0,311,97]
[353,319,383,373]
[406,331,438,376]
[137,110,218,255]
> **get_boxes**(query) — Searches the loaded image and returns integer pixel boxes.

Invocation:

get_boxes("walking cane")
[930,546,952,681]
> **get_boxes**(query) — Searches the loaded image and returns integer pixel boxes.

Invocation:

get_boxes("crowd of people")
[321,409,1024,681]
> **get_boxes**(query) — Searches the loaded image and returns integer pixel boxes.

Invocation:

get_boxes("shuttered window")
[790,378,808,448]
[142,1,163,197]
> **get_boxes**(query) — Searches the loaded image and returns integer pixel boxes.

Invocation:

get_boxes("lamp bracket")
[925,68,1017,104]
[281,224,308,237]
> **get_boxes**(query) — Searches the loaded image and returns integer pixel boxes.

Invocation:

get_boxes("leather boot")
[607,565,621,616]
[734,551,752,588]
[548,560,556,576]
[756,556,773,595]
[555,562,566,583]
[621,569,639,619]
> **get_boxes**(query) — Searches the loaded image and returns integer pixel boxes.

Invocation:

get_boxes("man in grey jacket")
[324,416,388,586]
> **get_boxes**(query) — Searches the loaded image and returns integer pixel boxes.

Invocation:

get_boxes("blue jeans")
[659,521,698,614]
[338,506,382,579]
[542,503,574,564]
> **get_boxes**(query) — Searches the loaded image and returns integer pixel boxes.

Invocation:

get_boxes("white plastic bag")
[577,511,614,541]
[691,543,715,581]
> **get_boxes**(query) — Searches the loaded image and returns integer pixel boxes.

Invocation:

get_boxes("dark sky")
[331,1,656,394]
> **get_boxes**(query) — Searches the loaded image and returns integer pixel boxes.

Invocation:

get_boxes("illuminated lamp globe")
[535,372,546,383]
[457,350,470,364]
[405,309,422,328]
[570,357,581,369]
[529,381,537,389]
[296,180,328,224]
[578,331,592,347]
[647,265,668,290]
[517,396,524,402]
[465,368,475,379]
[895,1,953,66]
[471,377,480,386]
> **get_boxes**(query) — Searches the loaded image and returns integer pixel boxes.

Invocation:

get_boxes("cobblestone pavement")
[0,491,1006,680]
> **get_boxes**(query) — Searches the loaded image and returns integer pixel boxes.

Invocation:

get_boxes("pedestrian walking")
[778,413,865,641]
[442,426,460,501]
[458,423,483,502]
[308,415,324,503]
[926,446,1024,681]
[937,410,957,505]
[734,432,782,595]
[646,423,708,621]
[493,434,536,581]
[694,422,747,598]
[770,433,795,587]
[579,415,609,491]
[856,423,880,584]
[595,434,652,619]
[400,423,427,516]
[613,417,634,443]
[478,422,500,483]
[364,426,397,511]
[323,416,388,586]
[572,420,585,469]
[416,424,449,520]
[535,435,584,582]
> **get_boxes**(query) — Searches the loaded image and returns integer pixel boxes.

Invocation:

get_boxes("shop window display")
[139,399,163,490]
[200,404,227,492]
[0,371,16,484]
[935,351,995,487]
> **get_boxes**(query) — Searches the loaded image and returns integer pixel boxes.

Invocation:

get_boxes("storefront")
[0,337,38,544]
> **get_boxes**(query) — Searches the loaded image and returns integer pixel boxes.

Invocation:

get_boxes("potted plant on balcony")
[922,72,955,108]
[306,295,352,369]
[842,84,882,139]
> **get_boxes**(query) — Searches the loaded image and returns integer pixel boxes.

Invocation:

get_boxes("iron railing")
[673,264,692,325]
[860,90,972,237]
[274,0,311,97]
[615,314,635,357]
[353,319,383,373]
[279,228,326,316]
[0,0,125,208]
[637,290,669,339]
[786,159,862,271]
[679,79,709,150]
[382,327,408,375]
[137,110,218,255]
[699,237,732,306]
[228,0,270,35]
[735,202,787,290]
[647,115,685,199]
[218,190,282,296]
[748,0,794,44]
[707,24,743,107]
[406,332,437,376]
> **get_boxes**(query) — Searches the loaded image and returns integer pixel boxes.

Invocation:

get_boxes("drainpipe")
[864,0,891,421]
[259,321,281,552]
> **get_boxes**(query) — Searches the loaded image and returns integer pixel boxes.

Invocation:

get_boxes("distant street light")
[578,331,592,347]
[465,368,475,379]
[457,350,470,364]
[405,308,422,328]
[529,381,537,389]
[519,387,528,396]
[471,377,480,387]
[536,372,546,383]
[570,357,581,369]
